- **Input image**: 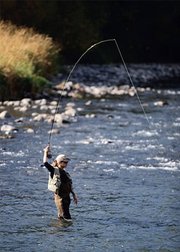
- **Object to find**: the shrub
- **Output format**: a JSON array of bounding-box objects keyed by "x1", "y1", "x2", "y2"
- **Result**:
[{"x1": 0, "y1": 21, "x2": 60, "y2": 100}]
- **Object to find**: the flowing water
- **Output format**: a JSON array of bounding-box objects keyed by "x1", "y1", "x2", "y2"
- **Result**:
[{"x1": 0, "y1": 88, "x2": 180, "y2": 251}]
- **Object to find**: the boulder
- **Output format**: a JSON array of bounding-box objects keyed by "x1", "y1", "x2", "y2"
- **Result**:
[
  {"x1": 0, "y1": 111, "x2": 12, "y2": 119},
  {"x1": 1, "y1": 124, "x2": 18, "y2": 133},
  {"x1": 20, "y1": 98, "x2": 32, "y2": 107}
]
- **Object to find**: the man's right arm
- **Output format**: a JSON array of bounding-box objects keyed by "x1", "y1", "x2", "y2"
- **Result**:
[
  {"x1": 44, "y1": 162, "x2": 54, "y2": 178},
  {"x1": 43, "y1": 145, "x2": 54, "y2": 177}
]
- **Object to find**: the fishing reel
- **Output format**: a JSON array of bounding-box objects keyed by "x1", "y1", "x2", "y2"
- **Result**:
[
  {"x1": 46, "y1": 144, "x2": 52, "y2": 159},
  {"x1": 47, "y1": 151, "x2": 52, "y2": 159}
]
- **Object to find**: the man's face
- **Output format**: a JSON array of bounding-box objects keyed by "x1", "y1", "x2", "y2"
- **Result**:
[{"x1": 58, "y1": 160, "x2": 68, "y2": 169}]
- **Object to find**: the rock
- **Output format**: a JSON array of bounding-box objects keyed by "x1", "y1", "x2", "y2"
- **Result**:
[
  {"x1": 15, "y1": 117, "x2": 24, "y2": 123},
  {"x1": 34, "y1": 99, "x2": 47, "y2": 106},
  {"x1": 50, "y1": 101, "x2": 58, "y2": 106},
  {"x1": 66, "y1": 102, "x2": 75, "y2": 108},
  {"x1": 64, "y1": 107, "x2": 76, "y2": 117},
  {"x1": 33, "y1": 114, "x2": 48, "y2": 122},
  {"x1": 54, "y1": 113, "x2": 63, "y2": 124},
  {"x1": 48, "y1": 128, "x2": 60, "y2": 134},
  {"x1": 85, "y1": 114, "x2": 96, "y2": 118},
  {"x1": 1, "y1": 124, "x2": 18, "y2": 133},
  {"x1": 32, "y1": 105, "x2": 38, "y2": 109},
  {"x1": 18, "y1": 106, "x2": 28, "y2": 112},
  {"x1": 21, "y1": 98, "x2": 32, "y2": 107},
  {"x1": 154, "y1": 100, "x2": 169, "y2": 106},
  {"x1": 4, "y1": 100, "x2": 20, "y2": 106},
  {"x1": 45, "y1": 115, "x2": 54, "y2": 123},
  {"x1": 26, "y1": 128, "x2": 34, "y2": 133},
  {"x1": 0, "y1": 111, "x2": 12, "y2": 119},
  {"x1": 55, "y1": 81, "x2": 73, "y2": 91},
  {"x1": 85, "y1": 100, "x2": 92, "y2": 106},
  {"x1": 40, "y1": 105, "x2": 49, "y2": 111},
  {"x1": 32, "y1": 112, "x2": 38, "y2": 117}
]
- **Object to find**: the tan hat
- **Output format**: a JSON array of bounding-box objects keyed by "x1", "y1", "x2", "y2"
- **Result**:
[{"x1": 55, "y1": 154, "x2": 70, "y2": 163}]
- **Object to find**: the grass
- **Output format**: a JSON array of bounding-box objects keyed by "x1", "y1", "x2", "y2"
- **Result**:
[{"x1": 0, "y1": 21, "x2": 60, "y2": 100}]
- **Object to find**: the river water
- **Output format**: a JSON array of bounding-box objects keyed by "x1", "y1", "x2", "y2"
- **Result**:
[{"x1": 0, "y1": 88, "x2": 180, "y2": 251}]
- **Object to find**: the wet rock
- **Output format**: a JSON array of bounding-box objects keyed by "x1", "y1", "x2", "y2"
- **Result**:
[
  {"x1": 21, "y1": 98, "x2": 32, "y2": 107},
  {"x1": 61, "y1": 114, "x2": 71, "y2": 124},
  {"x1": 154, "y1": 100, "x2": 169, "y2": 106},
  {"x1": 48, "y1": 128, "x2": 60, "y2": 134},
  {"x1": 18, "y1": 106, "x2": 29, "y2": 112},
  {"x1": 54, "y1": 113, "x2": 63, "y2": 124},
  {"x1": 50, "y1": 101, "x2": 58, "y2": 106},
  {"x1": 15, "y1": 117, "x2": 24, "y2": 123},
  {"x1": 1, "y1": 124, "x2": 18, "y2": 134},
  {"x1": 26, "y1": 128, "x2": 34, "y2": 133},
  {"x1": 34, "y1": 99, "x2": 47, "y2": 106},
  {"x1": 32, "y1": 112, "x2": 38, "y2": 117},
  {"x1": 107, "y1": 115, "x2": 114, "y2": 119},
  {"x1": 40, "y1": 105, "x2": 49, "y2": 111},
  {"x1": 128, "y1": 87, "x2": 136, "y2": 96},
  {"x1": 0, "y1": 111, "x2": 12, "y2": 119},
  {"x1": 33, "y1": 114, "x2": 48, "y2": 122},
  {"x1": 64, "y1": 107, "x2": 76, "y2": 117},
  {"x1": 55, "y1": 81, "x2": 73, "y2": 91},
  {"x1": 85, "y1": 114, "x2": 96, "y2": 118},
  {"x1": 85, "y1": 100, "x2": 92, "y2": 106}
]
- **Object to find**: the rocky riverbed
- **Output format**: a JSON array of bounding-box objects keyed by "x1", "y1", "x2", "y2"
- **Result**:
[
  {"x1": 0, "y1": 98, "x2": 77, "y2": 139},
  {"x1": 0, "y1": 64, "x2": 180, "y2": 139}
]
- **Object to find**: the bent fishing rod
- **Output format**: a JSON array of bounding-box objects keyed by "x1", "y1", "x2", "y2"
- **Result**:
[{"x1": 47, "y1": 38, "x2": 150, "y2": 157}]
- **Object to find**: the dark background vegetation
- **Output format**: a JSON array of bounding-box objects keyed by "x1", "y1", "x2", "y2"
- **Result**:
[{"x1": 0, "y1": 0, "x2": 180, "y2": 63}]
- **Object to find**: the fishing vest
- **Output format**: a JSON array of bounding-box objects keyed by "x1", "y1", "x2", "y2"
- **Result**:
[{"x1": 48, "y1": 168, "x2": 61, "y2": 192}]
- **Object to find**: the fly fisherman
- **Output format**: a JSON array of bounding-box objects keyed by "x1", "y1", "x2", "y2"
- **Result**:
[{"x1": 43, "y1": 145, "x2": 78, "y2": 221}]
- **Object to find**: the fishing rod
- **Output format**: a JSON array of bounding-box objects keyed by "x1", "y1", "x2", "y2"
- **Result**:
[{"x1": 47, "y1": 38, "x2": 150, "y2": 157}]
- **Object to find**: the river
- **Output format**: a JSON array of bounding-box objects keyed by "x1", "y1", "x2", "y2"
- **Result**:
[{"x1": 0, "y1": 81, "x2": 180, "y2": 251}]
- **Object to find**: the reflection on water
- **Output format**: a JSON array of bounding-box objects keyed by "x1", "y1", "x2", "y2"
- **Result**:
[{"x1": 0, "y1": 88, "x2": 180, "y2": 251}]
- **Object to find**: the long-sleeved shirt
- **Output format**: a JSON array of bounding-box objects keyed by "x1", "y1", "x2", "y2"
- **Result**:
[{"x1": 44, "y1": 162, "x2": 73, "y2": 197}]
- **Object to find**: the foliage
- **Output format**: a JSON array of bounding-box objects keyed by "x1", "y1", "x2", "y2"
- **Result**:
[{"x1": 0, "y1": 21, "x2": 59, "y2": 100}]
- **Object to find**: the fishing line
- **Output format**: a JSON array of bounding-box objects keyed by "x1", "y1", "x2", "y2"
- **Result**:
[{"x1": 48, "y1": 38, "x2": 150, "y2": 152}]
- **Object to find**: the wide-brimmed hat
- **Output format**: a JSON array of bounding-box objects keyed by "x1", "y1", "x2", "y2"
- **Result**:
[{"x1": 55, "y1": 154, "x2": 70, "y2": 163}]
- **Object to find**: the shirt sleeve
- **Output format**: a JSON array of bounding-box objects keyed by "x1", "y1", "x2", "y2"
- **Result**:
[{"x1": 44, "y1": 162, "x2": 54, "y2": 178}]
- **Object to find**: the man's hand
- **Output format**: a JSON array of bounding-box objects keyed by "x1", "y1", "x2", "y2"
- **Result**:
[
  {"x1": 44, "y1": 145, "x2": 50, "y2": 154},
  {"x1": 73, "y1": 193, "x2": 78, "y2": 205},
  {"x1": 43, "y1": 145, "x2": 51, "y2": 162}
]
